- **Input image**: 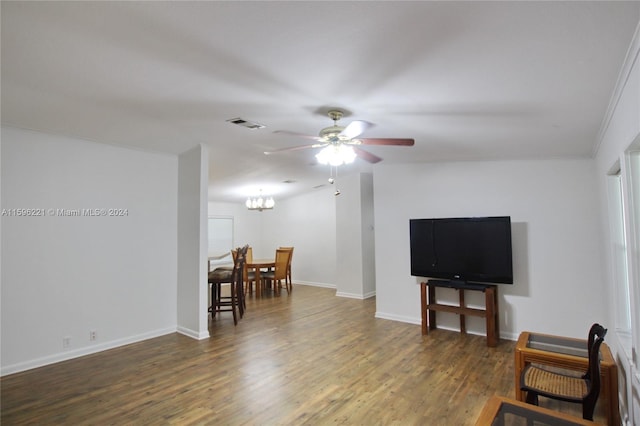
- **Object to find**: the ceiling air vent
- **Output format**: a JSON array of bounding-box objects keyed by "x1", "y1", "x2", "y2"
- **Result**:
[{"x1": 226, "y1": 117, "x2": 265, "y2": 129}]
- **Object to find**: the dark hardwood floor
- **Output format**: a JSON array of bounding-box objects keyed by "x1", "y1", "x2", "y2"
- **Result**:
[{"x1": 1, "y1": 285, "x2": 605, "y2": 425}]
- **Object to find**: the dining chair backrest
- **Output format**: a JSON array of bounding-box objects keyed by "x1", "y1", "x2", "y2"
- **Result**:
[
  {"x1": 232, "y1": 246, "x2": 252, "y2": 263},
  {"x1": 273, "y1": 249, "x2": 291, "y2": 280},
  {"x1": 279, "y1": 246, "x2": 294, "y2": 290},
  {"x1": 234, "y1": 245, "x2": 247, "y2": 271},
  {"x1": 227, "y1": 246, "x2": 247, "y2": 283},
  {"x1": 242, "y1": 246, "x2": 254, "y2": 287},
  {"x1": 585, "y1": 324, "x2": 607, "y2": 391},
  {"x1": 279, "y1": 246, "x2": 293, "y2": 263}
]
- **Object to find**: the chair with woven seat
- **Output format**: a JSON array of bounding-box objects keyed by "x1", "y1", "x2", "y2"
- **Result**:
[
  {"x1": 243, "y1": 247, "x2": 258, "y2": 295},
  {"x1": 279, "y1": 246, "x2": 294, "y2": 292},
  {"x1": 261, "y1": 248, "x2": 292, "y2": 295},
  {"x1": 520, "y1": 323, "x2": 607, "y2": 421},
  {"x1": 208, "y1": 245, "x2": 247, "y2": 325}
]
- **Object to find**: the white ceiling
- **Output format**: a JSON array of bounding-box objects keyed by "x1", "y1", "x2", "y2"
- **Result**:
[{"x1": 2, "y1": 1, "x2": 639, "y2": 203}]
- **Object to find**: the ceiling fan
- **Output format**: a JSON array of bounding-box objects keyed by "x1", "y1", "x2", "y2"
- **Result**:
[{"x1": 264, "y1": 110, "x2": 414, "y2": 164}]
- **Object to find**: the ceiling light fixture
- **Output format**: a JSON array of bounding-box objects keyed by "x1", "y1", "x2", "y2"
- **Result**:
[
  {"x1": 315, "y1": 144, "x2": 357, "y2": 166},
  {"x1": 245, "y1": 190, "x2": 275, "y2": 211}
]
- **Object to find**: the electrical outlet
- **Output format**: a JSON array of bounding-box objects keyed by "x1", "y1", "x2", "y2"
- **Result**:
[
  {"x1": 63, "y1": 336, "x2": 71, "y2": 348},
  {"x1": 89, "y1": 330, "x2": 97, "y2": 341}
]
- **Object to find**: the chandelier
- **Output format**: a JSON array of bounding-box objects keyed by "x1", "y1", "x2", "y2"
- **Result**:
[
  {"x1": 315, "y1": 144, "x2": 357, "y2": 166},
  {"x1": 245, "y1": 190, "x2": 275, "y2": 211}
]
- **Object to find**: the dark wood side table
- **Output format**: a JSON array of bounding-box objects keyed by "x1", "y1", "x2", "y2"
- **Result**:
[
  {"x1": 475, "y1": 396, "x2": 604, "y2": 425},
  {"x1": 420, "y1": 280, "x2": 499, "y2": 347},
  {"x1": 514, "y1": 331, "x2": 618, "y2": 426}
]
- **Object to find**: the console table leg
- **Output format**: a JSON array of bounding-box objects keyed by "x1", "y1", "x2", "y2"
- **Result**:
[
  {"x1": 427, "y1": 284, "x2": 436, "y2": 331},
  {"x1": 459, "y1": 289, "x2": 466, "y2": 334},
  {"x1": 494, "y1": 286, "x2": 500, "y2": 342},
  {"x1": 420, "y1": 282, "x2": 428, "y2": 335},
  {"x1": 485, "y1": 286, "x2": 498, "y2": 347}
]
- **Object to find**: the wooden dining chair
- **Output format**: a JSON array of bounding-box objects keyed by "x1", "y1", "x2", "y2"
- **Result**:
[
  {"x1": 232, "y1": 246, "x2": 256, "y2": 296},
  {"x1": 261, "y1": 248, "x2": 292, "y2": 295},
  {"x1": 279, "y1": 246, "x2": 294, "y2": 292},
  {"x1": 209, "y1": 245, "x2": 247, "y2": 325},
  {"x1": 244, "y1": 247, "x2": 258, "y2": 295},
  {"x1": 520, "y1": 323, "x2": 607, "y2": 421}
]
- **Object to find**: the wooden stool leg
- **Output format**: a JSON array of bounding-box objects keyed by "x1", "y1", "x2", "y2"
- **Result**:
[
  {"x1": 212, "y1": 283, "x2": 221, "y2": 318},
  {"x1": 230, "y1": 282, "x2": 238, "y2": 325}
]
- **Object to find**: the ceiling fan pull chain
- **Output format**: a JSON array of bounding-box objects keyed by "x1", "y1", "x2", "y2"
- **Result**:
[
  {"x1": 333, "y1": 165, "x2": 341, "y2": 196},
  {"x1": 325, "y1": 166, "x2": 340, "y2": 195}
]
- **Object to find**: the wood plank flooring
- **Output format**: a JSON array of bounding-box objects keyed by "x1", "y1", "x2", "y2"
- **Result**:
[{"x1": 1, "y1": 285, "x2": 605, "y2": 425}]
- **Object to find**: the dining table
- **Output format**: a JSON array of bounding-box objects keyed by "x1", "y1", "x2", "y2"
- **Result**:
[{"x1": 246, "y1": 258, "x2": 275, "y2": 297}]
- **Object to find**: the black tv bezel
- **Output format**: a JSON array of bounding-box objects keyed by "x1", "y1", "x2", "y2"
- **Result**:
[{"x1": 409, "y1": 216, "x2": 514, "y2": 285}]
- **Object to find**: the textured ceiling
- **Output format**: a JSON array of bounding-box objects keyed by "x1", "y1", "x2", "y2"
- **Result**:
[{"x1": 2, "y1": 1, "x2": 639, "y2": 203}]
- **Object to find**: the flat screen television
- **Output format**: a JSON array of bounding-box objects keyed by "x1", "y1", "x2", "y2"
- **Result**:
[{"x1": 410, "y1": 216, "x2": 513, "y2": 284}]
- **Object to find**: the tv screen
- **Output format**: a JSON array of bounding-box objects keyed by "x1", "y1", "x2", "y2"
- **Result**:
[{"x1": 410, "y1": 216, "x2": 513, "y2": 284}]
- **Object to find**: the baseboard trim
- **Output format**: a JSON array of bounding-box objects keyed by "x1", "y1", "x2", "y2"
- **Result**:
[
  {"x1": 1, "y1": 327, "x2": 177, "y2": 376},
  {"x1": 336, "y1": 291, "x2": 376, "y2": 300},
  {"x1": 293, "y1": 281, "x2": 336, "y2": 289},
  {"x1": 375, "y1": 311, "x2": 422, "y2": 325},
  {"x1": 177, "y1": 326, "x2": 210, "y2": 340}
]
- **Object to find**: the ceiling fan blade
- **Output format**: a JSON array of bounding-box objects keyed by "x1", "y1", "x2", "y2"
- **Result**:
[
  {"x1": 357, "y1": 138, "x2": 415, "y2": 146},
  {"x1": 353, "y1": 146, "x2": 382, "y2": 164},
  {"x1": 274, "y1": 130, "x2": 323, "y2": 141},
  {"x1": 264, "y1": 143, "x2": 327, "y2": 155},
  {"x1": 339, "y1": 120, "x2": 373, "y2": 139}
]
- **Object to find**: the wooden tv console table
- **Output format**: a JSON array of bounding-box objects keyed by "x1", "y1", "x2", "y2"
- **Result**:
[{"x1": 420, "y1": 280, "x2": 499, "y2": 347}]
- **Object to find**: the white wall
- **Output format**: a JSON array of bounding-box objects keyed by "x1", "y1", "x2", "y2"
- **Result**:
[
  {"x1": 208, "y1": 201, "x2": 265, "y2": 257},
  {"x1": 373, "y1": 159, "x2": 605, "y2": 340},
  {"x1": 336, "y1": 173, "x2": 365, "y2": 297},
  {"x1": 1, "y1": 127, "x2": 178, "y2": 374},
  {"x1": 261, "y1": 186, "x2": 337, "y2": 288},
  {"x1": 176, "y1": 144, "x2": 209, "y2": 340},
  {"x1": 335, "y1": 172, "x2": 376, "y2": 299},
  {"x1": 361, "y1": 173, "x2": 376, "y2": 297}
]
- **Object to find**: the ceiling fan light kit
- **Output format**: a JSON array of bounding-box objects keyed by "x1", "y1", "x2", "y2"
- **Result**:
[
  {"x1": 263, "y1": 108, "x2": 416, "y2": 196},
  {"x1": 266, "y1": 109, "x2": 415, "y2": 165},
  {"x1": 315, "y1": 144, "x2": 357, "y2": 166}
]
